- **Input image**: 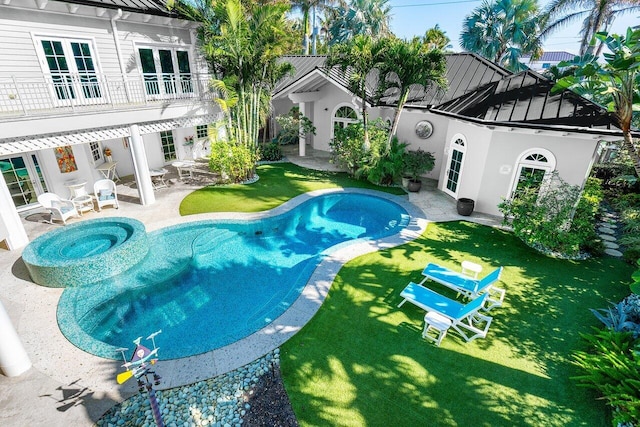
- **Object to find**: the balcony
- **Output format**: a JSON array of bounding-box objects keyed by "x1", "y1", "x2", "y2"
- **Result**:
[{"x1": 0, "y1": 73, "x2": 216, "y2": 120}]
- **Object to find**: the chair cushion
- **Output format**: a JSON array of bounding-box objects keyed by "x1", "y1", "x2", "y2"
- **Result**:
[{"x1": 99, "y1": 189, "x2": 114, "y2": 201}]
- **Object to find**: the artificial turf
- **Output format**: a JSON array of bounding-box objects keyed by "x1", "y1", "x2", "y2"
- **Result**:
[
  {"x1": 178, "y1": 163, "x2": 406, "y2": 215},
  {"x1": 280, "y1": 221, "x2": 634, "y2": 427}
]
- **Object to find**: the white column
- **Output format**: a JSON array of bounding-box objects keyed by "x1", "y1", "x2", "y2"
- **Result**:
[
  {"x1": 0, "y1": 300, "x2": 31, "y2": 377},
  {"x1": 129, "y1": 125, "x2": 155, "y2": 206},
  {"x1": 0, "y1": 171, "x2": 28, "y2": 250},
  {"x1": 298, "y1": 102, "x2": 306, "y2": 157}
]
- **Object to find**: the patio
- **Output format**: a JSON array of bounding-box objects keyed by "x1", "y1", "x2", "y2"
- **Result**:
[{"x1": 0, "y1": 149, "x2": 502, "y2": 426}]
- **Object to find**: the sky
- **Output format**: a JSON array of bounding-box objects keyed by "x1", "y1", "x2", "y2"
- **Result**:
[{"x1": 388, "y1": 0, "x2": 639, "y2": 54}]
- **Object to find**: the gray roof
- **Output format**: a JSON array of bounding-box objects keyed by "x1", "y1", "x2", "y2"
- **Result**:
[
  {"x1": 52, "y1": 0, "x2": 179, "y2": 17},
  {"x1": 433, "y1": 70, "x2": 617, "y2": 130},
  {"x1": 521, "y1": 51, "x2": 576, "y2": 62}
]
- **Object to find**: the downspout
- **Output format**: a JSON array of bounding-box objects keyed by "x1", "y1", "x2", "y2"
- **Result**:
[{"x1": 110, "y1": 9, "x2": 132, "y2": 102}]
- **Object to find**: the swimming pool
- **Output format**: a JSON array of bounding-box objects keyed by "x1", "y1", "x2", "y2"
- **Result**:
[{"x1": 57, "y1": 192, "x2": 410, "y2": 360}]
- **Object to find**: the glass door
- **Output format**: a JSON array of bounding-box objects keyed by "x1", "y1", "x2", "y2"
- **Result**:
[
  {"x1": 444, "y1": 137, "x2": 466, "y2": 197},
  {"x1": 138, "y1": 47, "x2": 193, "y2": 98},
  {"x1": 0, "y1": 154, "x2": 48, "y2": 211}
]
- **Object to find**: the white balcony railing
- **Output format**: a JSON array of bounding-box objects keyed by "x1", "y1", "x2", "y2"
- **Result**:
[{"x1": 0, "y1": 73, "x2": 216, "y2": 118}]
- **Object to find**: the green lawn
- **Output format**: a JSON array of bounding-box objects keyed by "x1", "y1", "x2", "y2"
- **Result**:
[
  {"x1": 179, "y1": 163, "x2": 406, "y2": 215},
  {"x1": 280, "y1": 221, "x2": 633, "y2": 427},
  {"x1": 178, "y1": 163, "x2": 633, "y2": 426}
]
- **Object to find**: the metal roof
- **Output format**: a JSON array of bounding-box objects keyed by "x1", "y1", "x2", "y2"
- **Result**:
[
  {"x1": 273, "y1": 56, "x2": 329, "y2": 95},
  {"x1": 51, "y1": 0, "x2": 179, "y2": 17},
  {"x1": 521, "y1": 51, "x2": 576, "y2": 62},
  {"x1": 433, "y1": 70, "x2": 618, "y2": 129}
]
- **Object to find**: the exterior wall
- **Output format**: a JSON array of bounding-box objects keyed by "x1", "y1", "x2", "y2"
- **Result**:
[{"x1": 310, "y1": 84, "x2": 358, "y2": 152}]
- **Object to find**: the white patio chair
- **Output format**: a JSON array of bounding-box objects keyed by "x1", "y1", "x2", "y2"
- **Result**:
[
  {"x1": 37, "y1": 192, "x2": 79, "y2": 225},
  {"x1": 93, "y1": 179, "x2": 119, "y2": 211}
]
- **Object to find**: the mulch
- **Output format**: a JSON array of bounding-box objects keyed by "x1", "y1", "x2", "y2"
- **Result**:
[{"x1": 242, "y1": 365, "x2": 299, "y2": 427}]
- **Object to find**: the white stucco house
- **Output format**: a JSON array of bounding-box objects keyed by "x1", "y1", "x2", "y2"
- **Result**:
[
  {"x1": 0, "y1": 0, "x2": 218, "y2": 250},
  {"x1": 272, "y1": 54, "x2": 630, "y2": 217}
]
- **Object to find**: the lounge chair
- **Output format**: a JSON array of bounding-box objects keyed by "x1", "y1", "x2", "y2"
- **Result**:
[
  {"x1": 94, "y1": 179, "x2": 119, "y2": 211},
  {"x1": 38, "y1": 193, "x2": 79, "y2": 225},
  {"x1": 398, "y1": 282, "x2": 493, "y2": 342},
  {"x1": 419, "y1": 263, "x2": 505, "y2": 310}
]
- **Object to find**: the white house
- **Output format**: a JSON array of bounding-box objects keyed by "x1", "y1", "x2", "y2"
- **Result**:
[
  {"x1": 273, "y1": 54, "x2": 629, "y2": 217},
  {"x1": 0, "y1": 0, "x2": 219, "y2": 250}
]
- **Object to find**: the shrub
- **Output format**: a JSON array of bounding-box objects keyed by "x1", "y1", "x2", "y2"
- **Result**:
[
  {"x1": 572, "y1": 329, "x2": 640, "y2": 426},
  {"x1": 498, "y1": 173, "x2": 601, "y2": 257},
  {"x1": 259, "y1": 142, "x2": 283, "y2": 162},
  {"x1": 329, "y1": 119, "x2": 390, "y2": 180},
  {"x1": 358, "y1": 134, "x2": 407, "y2": 186},
  {"x1": 403, "y1": 148, "x2": 436, "y2": 182},
  {"x1": 274, "y1": 107, "x2": 316, "y2": 145},
  {"x1": 209, "y1": 140, "x2": 257, "y2": 183}
]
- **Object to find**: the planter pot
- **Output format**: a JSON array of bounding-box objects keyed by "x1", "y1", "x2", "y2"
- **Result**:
[
  {"x1": 407, "y1": 179, "x2": 422, "y2": 192},
  {"x1": 401, "y1": 176, "x2": 411, "y2": 189},
  {"x1": 456, "y1": 198, "x2": 475, "y2": 216}
]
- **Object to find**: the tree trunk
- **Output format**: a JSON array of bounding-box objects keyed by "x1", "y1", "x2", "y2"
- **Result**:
[{"x1": 622, "y1": 130, "x2": 640, "y2": 178}]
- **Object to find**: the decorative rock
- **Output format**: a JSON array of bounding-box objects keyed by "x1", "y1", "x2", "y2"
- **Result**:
[
  {"x1": 605, "y1": 248, "x2": 623, "y2": 257},
  {"x1": 603, "y1": 241, "x2": 620, "y2": 249},
  {"x1": 598, "y1": 226, "x2": 615, "y2": 235},
  {"x1": 600, "y1": 234, "x2": 617, "y2": 241}
]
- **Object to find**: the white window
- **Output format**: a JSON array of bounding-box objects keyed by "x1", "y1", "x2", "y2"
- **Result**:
[
  {"x1": 137, "y1": 47, "x2": 192, "y2": 97},
  {"x1": 332, "y1": 105, "x2": 358, "y2": 138},
  {"x1": 509, "y1": 148, "x2": 556, "y2": 199},
  {"x1": 35, "y1": 37, "x2": 103, "y2": 104}
]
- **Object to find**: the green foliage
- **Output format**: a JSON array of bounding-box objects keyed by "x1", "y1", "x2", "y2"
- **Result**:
[
  {"x1": 208, "y1": 140, "x2": 257, "y2": 183},
  {"x1": 591, "y1": 295, "x2": 640, "y2": 338},
  {"x1": 632, "y1": 259, "x2": 640, "y2": 294},
  {"x1": 258, "y1": 142, "x2": 283, "y2": 162},
  {"x1": 329, "y1": 121, "x2": 368, "y2": 177},
  {"x1": 499, "y1": 173, "x2": 601, "y2": 257},
  {"x1": 274, "y1": 106, "x2": 316, "y2": 145},
  {"x1": 572, "y1": 329, "x2": 640, "y2": 426},
  {"x1": 403, "y1": 148, "x2": 435, "y2": 181},
  {"x1": 359, "y1": 135, "x2": 408, "y2": 186}
]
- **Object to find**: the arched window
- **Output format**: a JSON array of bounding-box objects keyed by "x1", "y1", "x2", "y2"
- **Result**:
[
  {"x1": 509, "y1": 148, "x2": 556, "y2": 199},
  {"x1": 332, "y1": 105, "x2": 358, "y2": 137}
]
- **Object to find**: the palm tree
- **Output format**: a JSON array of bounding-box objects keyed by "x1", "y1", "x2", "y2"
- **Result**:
[
  {"x1": 460, "y1": 0, "x2": 542, "y2": 71},
  {"x1": 424, "y1": 24, "x2": 453, "y2": 51},
  {"x1": 326, "y1": 34, "x2": 383, "y2": 147},
  {"x1": 540, "y1": 0, "x2": 640, "y2": 56},
  {"x1": 375, "y1": 37, "x2": 447, "y2": 144},
  {"x1": 554, "y1": 28, "x2": 640, "y2": 177},
  {"x1": 326, "y1": 0, "x2": 392, "y2": 45},
  {"x1": 290, "y1": 0, "x2": 336, "y2": 54}
]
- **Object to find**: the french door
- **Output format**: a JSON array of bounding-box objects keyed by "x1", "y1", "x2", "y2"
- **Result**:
[
  {"x1": 444, "y1": 136, "x2": 466, "y2": 197},
  {"x1": 138, "y1": 47, "x2": 193, "y2": 97},
  {"x1": 38, "y1": 38, "x2": 104, "y2": 105},
  {"x1": 0, "y1": 154, "x2": 48, "y2": 211}
]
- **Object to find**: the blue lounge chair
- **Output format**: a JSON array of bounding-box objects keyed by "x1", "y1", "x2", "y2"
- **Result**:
[
  {"x1": 419, "y1": 263, "x2": 505, "y2": 310},
  {"x1": 398, "y1": 282, "x2": 493, "y2": 342}
]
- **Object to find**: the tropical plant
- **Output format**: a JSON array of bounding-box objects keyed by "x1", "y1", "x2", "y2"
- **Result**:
[
  {"x1": 209, "y1": 139, "x2": 257, "y2": 183},
  {"x1": 572, "y1": 329, "x2": 640, "y2": 426},
  {"x1": 403, "y1": 148, "x2": 435, "y2": 182},
  {"x1": 553, "y1": 29, "x2": 640, "y2": 179},
  {"x1": 259, "y1": 141, "x2": 284, "y2": 161},
  {"x1": 540, "y1": 0, "x2": 640, "y2": 56},
  {"x1": 460, "y1": 0, "x2": 543, "y2": 71},
  {"x1": 498, "y1": 172, "x2": 601, "y2": 256},
  {"x1": 325, "y1": 0, "x2": 392, "y2": 45},
  {"x1": 274, "y1": 106, "x2": 316, "y2": 145},
  {"x1": 375, "y1": 37, "x2": 447, "y2": 144},
  {"x1": 326, "y1": 34, "x2": 382, "y2": 147},
  {"x1": 174, "y1": 0, "x2": 293, "y2": 178},
  {"x1": 424, "y1": 24, "x2": 453, "y2": 51},
  {"x1": 290, "y1": 0, "x2": 336, "y2": 54}
]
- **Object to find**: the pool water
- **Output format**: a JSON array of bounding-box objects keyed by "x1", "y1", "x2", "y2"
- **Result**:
[{"x1": 57, "y1": 193, "x2": 409, "y2": 359}]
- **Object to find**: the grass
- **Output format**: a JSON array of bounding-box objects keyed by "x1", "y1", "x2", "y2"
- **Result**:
[
  {"x1": 179, "y1": 163, "x2": 406, "y2": 215},
  {"x1": 178, "y1": 163, "x2": 633, "y2": 425},
  {"x1": 280, "y1": 221, "x2": 634, "y2": 427}
]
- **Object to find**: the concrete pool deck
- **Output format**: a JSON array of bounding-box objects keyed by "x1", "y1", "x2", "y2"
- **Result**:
[{"x1": 0, "y1": 148, "x2": 501, "y2": 426}]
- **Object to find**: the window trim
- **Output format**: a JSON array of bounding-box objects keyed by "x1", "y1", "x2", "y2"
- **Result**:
[
  {"x1": 135, "y1": 44, "x2": 193, "y2": 98},
  {"x1": 330, "y1": 103, "x2": 359, "y2": 140},
  {"x1": 507, "y1": 148, "x2": 556, "y2": 199}
]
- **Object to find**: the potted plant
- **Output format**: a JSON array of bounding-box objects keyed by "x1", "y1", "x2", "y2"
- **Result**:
[{"x1": 403, "y1": 148, "x2": 435, "y2": 192}]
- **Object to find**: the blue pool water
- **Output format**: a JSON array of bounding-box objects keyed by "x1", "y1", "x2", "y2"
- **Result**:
[{"x1": 57, "y1": 192, "x2": 409, "y2": 359}]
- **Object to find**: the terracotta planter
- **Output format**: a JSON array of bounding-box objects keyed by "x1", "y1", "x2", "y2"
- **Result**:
[
  {"x1": 407, "y1": 179, "x2": 422, "y2": 192},
  {"x1": 456, "y1": 198, "x2": 475, "y2": 216}
]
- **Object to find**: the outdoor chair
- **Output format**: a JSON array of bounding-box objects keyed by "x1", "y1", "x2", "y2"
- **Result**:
[
  {"x1": 398, "y1": 282, "x2": 493, "y2": 343},
  {"x1": 93, "y1": 179, "x2": 119, "y2": 211},
  {"x1": 419, "y1": 263, "x2": 505, "y2": 310},
  {"x1": 38, "y1": 192, "x2": 79, "y2": 225}
]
